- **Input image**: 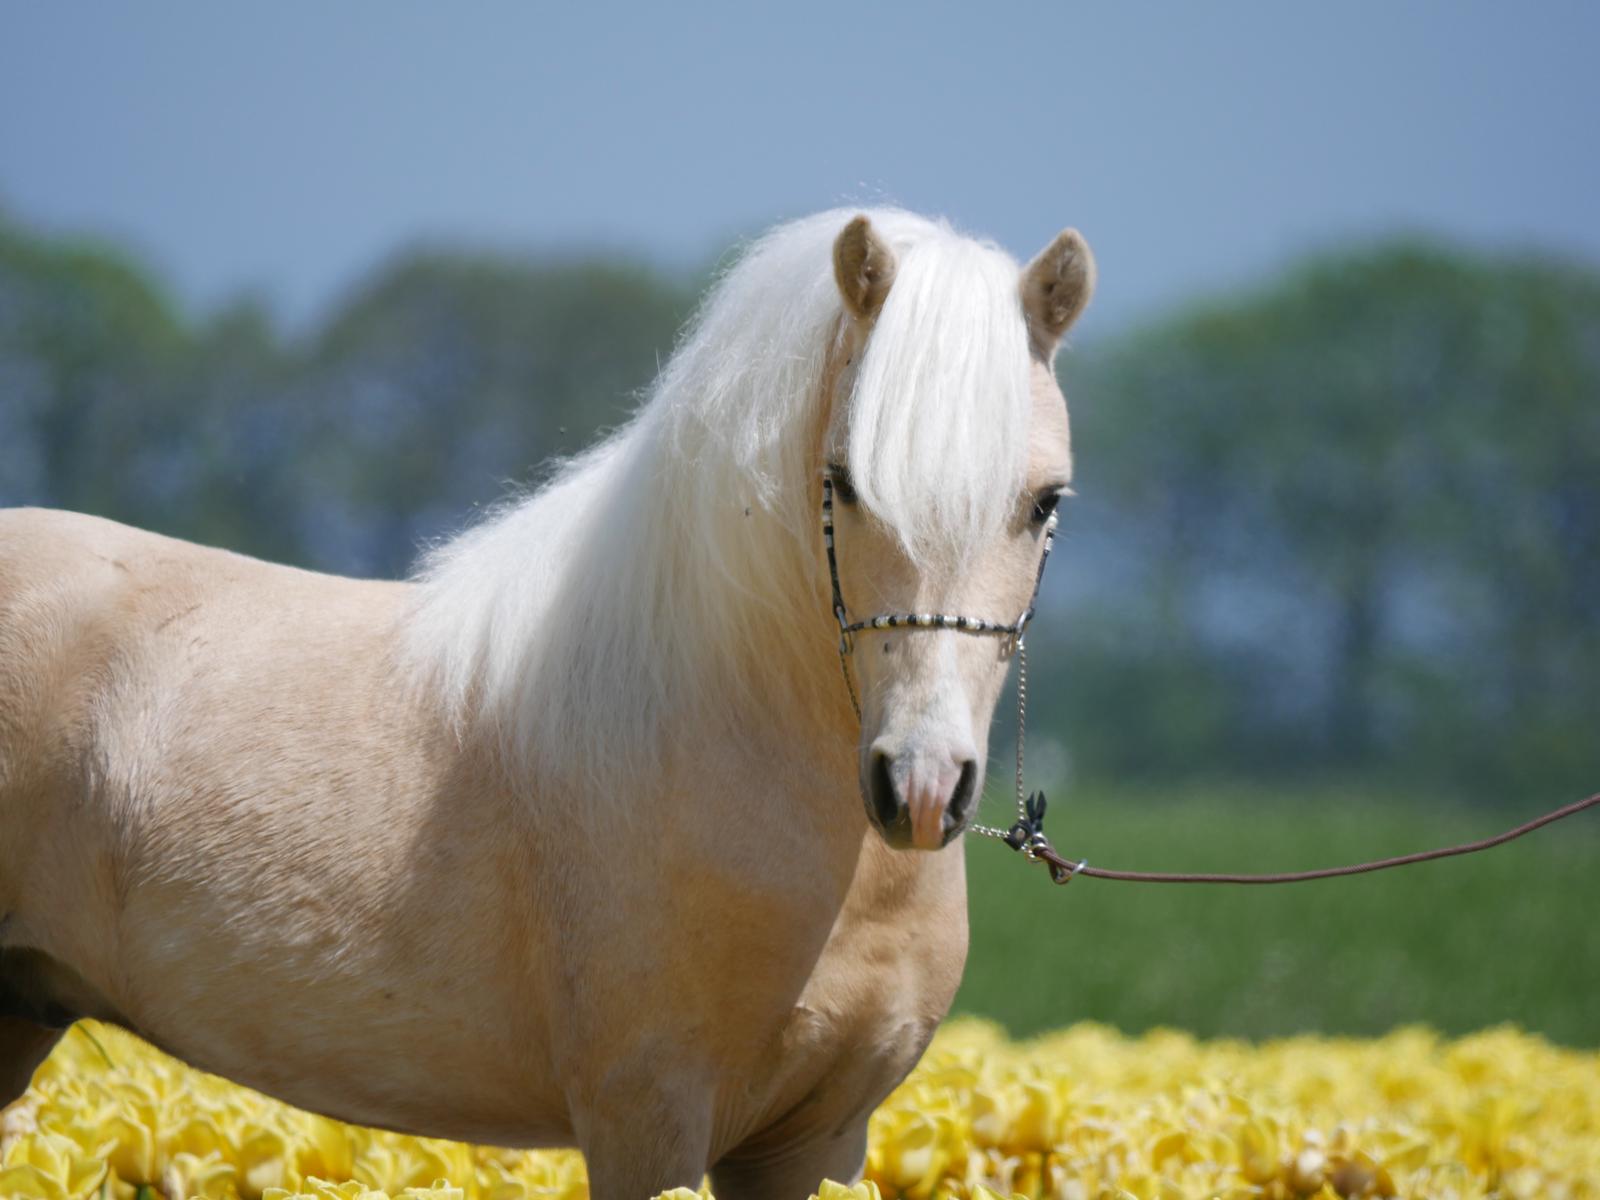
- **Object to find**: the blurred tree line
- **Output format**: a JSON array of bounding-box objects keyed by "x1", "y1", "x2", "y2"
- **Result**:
[{"x1": 2, "y1": 211, "x2": 1595, "y2": 799}]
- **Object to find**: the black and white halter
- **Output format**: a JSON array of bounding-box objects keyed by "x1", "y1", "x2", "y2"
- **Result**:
[{"x1": 821, "y1": 474, "x2": 1077, "y2": 867}]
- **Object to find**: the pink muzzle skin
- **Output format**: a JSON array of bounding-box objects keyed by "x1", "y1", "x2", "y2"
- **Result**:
[{"x1": 904, "y1": 759, "x2": 965, "y2": 850}]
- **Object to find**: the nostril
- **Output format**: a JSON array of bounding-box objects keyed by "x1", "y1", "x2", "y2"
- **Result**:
[
  {"x1": 946, "y1": 759, "x2": 978, "y2": 826},
  {"x1": 869, "y1": 749, "x2": 901, "y2": 829}
]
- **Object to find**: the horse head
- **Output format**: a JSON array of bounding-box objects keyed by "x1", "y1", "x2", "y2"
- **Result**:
[{"x1": 819, "y1": 215, "x2": 1094, "y2": 851}]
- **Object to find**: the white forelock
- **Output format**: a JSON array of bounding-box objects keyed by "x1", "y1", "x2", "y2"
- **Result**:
[
  {"x1": 845, "y1": 222, "x2": 1031, "y2": 560},
  {"x1": 403, "y1": 208, "x2": 1034, "y2": 791}
]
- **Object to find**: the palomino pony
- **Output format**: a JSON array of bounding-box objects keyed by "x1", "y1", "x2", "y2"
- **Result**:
[{"x1": 0, "y1": 209, "x2": 1093, "y2": 1199}]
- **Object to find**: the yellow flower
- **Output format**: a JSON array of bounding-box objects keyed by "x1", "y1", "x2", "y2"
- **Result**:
[
  {"x1": 1, "y1": 1018, "x2": 1595, "y2": 1200},
  {"x1": 812, "y1": 1180, "x2": 882, "y2": 1200},
  {"x1": 0, "y1": 1127, "x2": 109, "y2": 1199}
]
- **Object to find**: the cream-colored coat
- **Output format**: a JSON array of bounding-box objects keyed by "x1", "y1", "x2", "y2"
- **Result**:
[{"x1": 0, "y1": 214, "x2": 1092, "y2": 1200}]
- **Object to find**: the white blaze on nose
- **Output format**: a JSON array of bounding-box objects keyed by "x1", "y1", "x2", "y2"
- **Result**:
[{"x1": 869, "y1": 640, "x2": 981, "y2": 850}]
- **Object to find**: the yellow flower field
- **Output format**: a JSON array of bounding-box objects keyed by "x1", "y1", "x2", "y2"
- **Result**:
[{"x1": 1, "y1": 1020, "x2": 1595, "y2": 1200}]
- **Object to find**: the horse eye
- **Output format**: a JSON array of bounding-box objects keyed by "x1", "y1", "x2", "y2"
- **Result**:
[
  {"x1": 827, "y1": 465, "x2": 858, "y2": 504},
  {"x1": 1030, "y1": 489, "x2": 1064, "y2": 526}
]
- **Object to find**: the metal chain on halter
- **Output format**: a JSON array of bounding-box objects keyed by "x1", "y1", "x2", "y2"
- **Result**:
[
  {"x1": 966, "y1": 637, "x2": 1087, "y2": 883},
  {"x1": 1014, "y1": 638, "x2": 1028, "y2": 818},
  {"x1": 968, "y1": 637, "x2": 1029, "y2": 844}
]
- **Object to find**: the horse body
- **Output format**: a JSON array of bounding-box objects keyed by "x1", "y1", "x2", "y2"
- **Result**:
[
  {"x1": 0, "y1": 507, "x2": 965, "y2": 1177},
  {"x1": 0, "y1": 208, "x2": 1092, "y2": 1198}
]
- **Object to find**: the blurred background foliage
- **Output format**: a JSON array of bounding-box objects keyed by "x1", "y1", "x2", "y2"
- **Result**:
[
  {"x1": 1054, "y1": 243, "x2": 1600, "y2": 798},
  {"x1": 3, "y1": 209, "x2": 1597, "y2": 1042}
]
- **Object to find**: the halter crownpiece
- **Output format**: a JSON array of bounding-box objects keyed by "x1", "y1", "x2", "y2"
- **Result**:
[{"x1": 822, "y1": 472, "x2": 1070, "y2": 860}]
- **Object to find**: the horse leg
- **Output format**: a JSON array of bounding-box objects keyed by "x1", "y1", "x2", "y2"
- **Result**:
[
  {"x1": 574, "y1": 1073, "x2": 713, "y2": 1200},
  {"x1": 0, "y1": 1017, "x2": 62, "y2": 1107},
  {"x1": 710, "y1": 1122, "x2": 869, "y2": 1200},
  {"x1": 0, "y1": 945, "x2": 87, "y2": 1107}
]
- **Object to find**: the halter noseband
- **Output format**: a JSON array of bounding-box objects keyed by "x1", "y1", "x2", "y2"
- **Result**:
[
  {"x1": 822, "y1": 473, "x2": 1067, "y2": 858},
  {"x1": 822, "y1": 475, "x2": 1057, "y2": 661}
]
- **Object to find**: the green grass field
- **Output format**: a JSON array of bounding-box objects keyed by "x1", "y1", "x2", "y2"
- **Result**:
[{"x1": 954, "y1": 781, "x2": 1600, "y2": 1046}]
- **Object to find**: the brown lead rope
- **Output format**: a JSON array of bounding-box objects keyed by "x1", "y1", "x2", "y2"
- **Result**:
[{"x1": 1000, "y1": 791, "x2": 1600, "y2": 886}]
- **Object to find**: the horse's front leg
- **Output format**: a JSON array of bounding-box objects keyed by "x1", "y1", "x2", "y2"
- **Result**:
[
  {"x1": 0, "y1": 1016, "x2": 63, "y2": 1108},
  {"x1": 573, "y1": 1069, "x2": 714, "y2": 1200},
  {"x1": 709, "y1": 1122, "x2": 869, "y2": 1200}
]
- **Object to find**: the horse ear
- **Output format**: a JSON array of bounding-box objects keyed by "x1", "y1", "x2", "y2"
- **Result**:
[
  {"x1": 832, "y1": 215, "x2": 897, "y2": 321},
  {"x1": 1020, "y1": 228, "x2": 1095, "y2": 358}
]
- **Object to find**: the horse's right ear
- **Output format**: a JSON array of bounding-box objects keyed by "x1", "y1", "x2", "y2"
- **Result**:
[{"x1": 833, "y1": 215, "x2": 897, "y2": 321}]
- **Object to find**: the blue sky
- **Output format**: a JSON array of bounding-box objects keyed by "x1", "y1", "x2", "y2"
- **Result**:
[{"x1": 3, "y1": 2, "x2": 1597, "y2": 337}]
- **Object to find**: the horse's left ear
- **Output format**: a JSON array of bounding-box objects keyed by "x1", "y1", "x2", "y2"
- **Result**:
[{"x1": 1020, "y1": 229, "x2": 1096, "y2": 359}]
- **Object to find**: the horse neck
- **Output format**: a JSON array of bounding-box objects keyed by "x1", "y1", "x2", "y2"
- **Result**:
[
  {"x1": 644, "y1": 523, "x2": 868, "y2": 871},
  {"x1": 647, "y1": 485, "x2": 857, "y2": 758},
  {"x1": 491, "y1": 432, "x2": 860, "y2": 814}
]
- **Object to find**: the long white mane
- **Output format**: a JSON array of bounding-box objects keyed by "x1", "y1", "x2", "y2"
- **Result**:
[{"x1": 404, "y1": 208, "x2": 1033, "y2": 791}]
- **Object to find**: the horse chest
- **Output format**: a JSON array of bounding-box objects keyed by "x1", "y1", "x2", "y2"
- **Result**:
[{"x1": 728, "y1": 845, "x2": 968, "y2": 1148}]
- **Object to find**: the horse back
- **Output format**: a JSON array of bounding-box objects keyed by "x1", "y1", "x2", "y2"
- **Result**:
[
  {"x1": 0, "y1": 507, "x2": 414, "y2": 931},
  {"x1": 0, "y1": 508, "x2": 164, "y2": 811}
]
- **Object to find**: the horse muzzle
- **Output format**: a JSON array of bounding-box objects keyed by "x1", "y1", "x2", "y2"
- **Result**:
[{"x1": 865, "y1": 745, "x2": 980, "y2": 850}]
